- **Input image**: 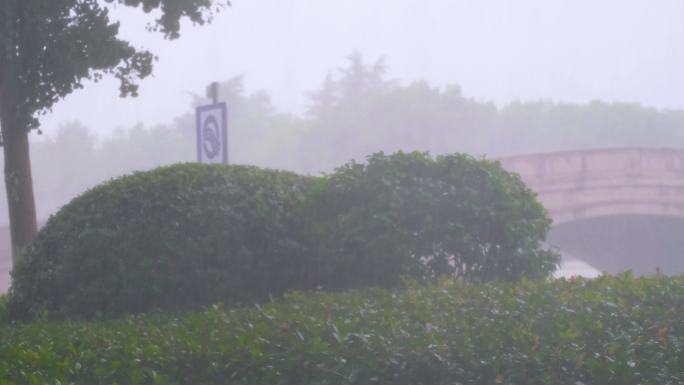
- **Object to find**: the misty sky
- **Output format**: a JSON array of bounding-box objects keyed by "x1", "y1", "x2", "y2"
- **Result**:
[{"x1": 36, "y1": 0, "x2": 684, "y2": 138}]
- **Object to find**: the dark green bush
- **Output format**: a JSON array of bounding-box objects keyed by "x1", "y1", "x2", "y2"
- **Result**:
[
  {"x1": 8, "y1": 152, "x2": 558, "y2": 321},
  {"x1": 8, "y1": 163, "x2": 317, "y2": 320},
  {"x1": 313, "y1": 151, "x2": 558, "y2": 289},
  {"x1": 1, "y1": 274, "x2": 682, "y2": 384}
]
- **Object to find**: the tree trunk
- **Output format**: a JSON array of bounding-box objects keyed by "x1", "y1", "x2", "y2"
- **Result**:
[{"x1": 0, "y1": 92, "x2": 37, "y2": 265}]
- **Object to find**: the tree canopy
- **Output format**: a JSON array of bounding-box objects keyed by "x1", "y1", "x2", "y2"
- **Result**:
[
  {"x1": 0, "y1": 0, "x2": 228, "y2": 138},
  {"x1": 0, "y1": 0, "x2": 228, "y2": 260}
]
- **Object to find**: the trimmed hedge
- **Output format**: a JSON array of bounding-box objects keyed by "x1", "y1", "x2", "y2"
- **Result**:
[
  {"x1": 8, "y1": 163, "x2": 317, "y2": 320},
  {"x1": 8, "y1": 152, "x2": 558, "y2": 321},
  {"x1": 1, "y1": 274, "x2": 682, "y2": 384}
]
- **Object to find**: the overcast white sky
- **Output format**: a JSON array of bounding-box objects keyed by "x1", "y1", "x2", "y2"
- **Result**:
[{"x1": 37, "y1": 0, "x2": 684, "y2": 137}]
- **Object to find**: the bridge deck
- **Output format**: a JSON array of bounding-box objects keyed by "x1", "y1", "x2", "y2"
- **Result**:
[{"x1": 499, "y1": 147, "x2": 684, "y2": 224}]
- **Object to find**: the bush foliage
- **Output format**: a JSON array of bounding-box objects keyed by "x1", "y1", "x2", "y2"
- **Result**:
[
  {"x1": 8, "y1": 153, "x2": 557, "y2": 320},
  {"x1": 1, "y1": 275, "x2": 682, "y2": 384},
  {"x1": 314, "y1": 152, "x2": 557, "y2": 289},
  {"x1": 8, "y1": 163, "x2": 316, "y2": 320}
]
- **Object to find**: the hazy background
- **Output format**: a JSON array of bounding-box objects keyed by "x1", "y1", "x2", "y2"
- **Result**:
[
  {"x1": 30, "y1": 0, "x2": 684, "y2": 136},
  {"x1": 2, "y1": 0, "x2": 684, "y2": 277}
]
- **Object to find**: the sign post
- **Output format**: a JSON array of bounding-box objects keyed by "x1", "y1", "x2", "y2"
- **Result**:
[{"x1": 196, "y1": 82, "x2": 228, "y2": 164}]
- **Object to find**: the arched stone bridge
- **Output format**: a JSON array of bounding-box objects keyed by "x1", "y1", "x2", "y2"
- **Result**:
[
  {"x1": 499, "y1": 147, "x2": 684, "y2": 225},
  {"x1": 499, "y1": 147, "x2": 684, "y2": 275}
]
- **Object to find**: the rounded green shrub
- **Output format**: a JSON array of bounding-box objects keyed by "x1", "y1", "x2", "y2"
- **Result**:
[
  {"x1": 8, "y1": 152, "x2": 558, "y2": 321},
  {"x1": 8, "y1": 163, "x2": 316, "y2": 320},
  {"x1": 312, "y1": 151, "x2": 559, "y2": 289}
]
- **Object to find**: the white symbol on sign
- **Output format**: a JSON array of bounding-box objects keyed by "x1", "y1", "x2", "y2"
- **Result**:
[{"x1": 202, "y1": 115, "x2": 220, "y2": 160}]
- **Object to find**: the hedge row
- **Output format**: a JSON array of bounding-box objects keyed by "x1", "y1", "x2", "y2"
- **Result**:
[
  {"x1": 1, "y1": 274, "x2": 682, "y2": 385},
  {"x1": 8, "y1": 152, "x2": 557, "y2": 320}
]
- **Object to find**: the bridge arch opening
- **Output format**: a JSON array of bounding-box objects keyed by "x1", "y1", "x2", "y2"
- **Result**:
[
  {"x1": 499, "y1": 147, "x2": 684, "y2": 276},
  {"x1": 547, "y1": 214, "x2": 684, "y2": 276}
]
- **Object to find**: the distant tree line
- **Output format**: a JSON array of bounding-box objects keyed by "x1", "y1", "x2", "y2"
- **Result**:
[{"x1": 2, "y1": 52, "x2": 684, "y2": 222}]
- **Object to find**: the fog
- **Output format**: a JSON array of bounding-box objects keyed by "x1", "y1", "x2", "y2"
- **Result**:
[
  {"x1": 34, "y1": 0, "x2": 684, "y2": 135},
  {"x1": 3, "y1": 0, "x2": 684, "y2": 278}
]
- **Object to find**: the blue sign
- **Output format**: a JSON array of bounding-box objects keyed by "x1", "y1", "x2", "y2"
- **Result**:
[{"x1": 195, "y1": 102, "x2": 228, "y2": 164}]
